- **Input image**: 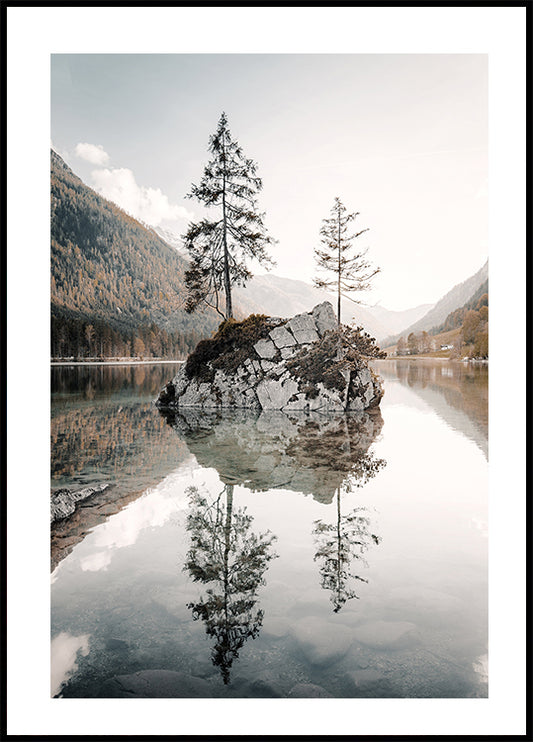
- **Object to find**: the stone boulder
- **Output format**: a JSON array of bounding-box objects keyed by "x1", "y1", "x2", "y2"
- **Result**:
[
  {"x1": 50, "y1": 483, "x2": 112, "y2": 524},
  {"x1": 156, "y1": 302, "x2": 384, "y2": 413},
  {"x1": 98, "y1": 669, "x2": 215, "y2": 698}
]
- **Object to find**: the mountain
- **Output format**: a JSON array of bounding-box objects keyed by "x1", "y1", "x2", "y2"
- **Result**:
[
  {"x1": 368, "y1": 303, "x2": 434, "y2": 338},
  {"x1": 147, "y1": 229, "x2": 401, "y2": 341},
  {"x1": 153, "y1": 226, "x2": 187, "y2": 257},
  {"x1": 150, "y1": 230, "x2": 392, "y2": 340},
  {"x1": 430, "y1": 278, "x2": 488, "y2": 335},
  {"x1": 387, "y1": 261, "x2": 489, "y2": 343},
  {"x1": 233, "y1": 274, "x2": 390, "y2": 341},
  {"x1": 235, "y1": 275, "x2": 435, "y2": 343},
  {"x1": 50, "y1": 150, "x2": 221, "y2": 358},
  {"x1": 149, "y1": 228, "x2": 427, "y2": 342},
  {"x1": 50, "y1": 149, "x2": 458, "y2": 359}
]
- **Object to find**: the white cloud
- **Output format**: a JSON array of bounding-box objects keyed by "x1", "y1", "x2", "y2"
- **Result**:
[
  {"x1": 79, "y1": 550, "x2": 113, "y2": 573},
  {"x1": 50, "y1": 632, "x2": 90, "y2": 697},
  {"x1": 71, "y1": 469, "x2": 192, "y2": 573},
  {"x1": 75, "y1": 142, "x2": 110, "y2": 165},
  {"x1": 90, "y1": 167, "x2": 193, "y2": 227}
]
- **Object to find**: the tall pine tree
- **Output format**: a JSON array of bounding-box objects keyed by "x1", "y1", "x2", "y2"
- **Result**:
[
  {"x1": 183, "y1": 113, "x2": 275, "y2": 319},
  {"x1": 314, "y1": 197, "x2": 379, "y2": 324}
]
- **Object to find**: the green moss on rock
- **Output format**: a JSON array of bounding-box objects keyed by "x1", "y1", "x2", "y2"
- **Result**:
[
  {"x1": 286, "y1": 326, "x2": 385, "y2": 395},
  {"x1": 184, "y1": 314, "x2": 282, "y2": 382},
  {"x1": 286, "y1": 330, "x2": 350, "y2": 392}
]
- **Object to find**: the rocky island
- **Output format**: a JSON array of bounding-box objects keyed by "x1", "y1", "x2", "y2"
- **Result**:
[{"x1": 155, "y1": 302, "x2": 384, "y2": 413}]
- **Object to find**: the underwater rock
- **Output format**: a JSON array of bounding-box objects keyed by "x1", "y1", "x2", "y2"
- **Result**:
[
  {"x1": 352, "y1": 620, "x2": 420, "y2": 650},
  {"x1": 98, "y1": 669, "x2": 214, "y2": 698},
  {"x1": 290, "y1": 616, "x2": 353, "y2": 667},
  {"x1": 288, "y1": 683, "x2": 334, "y2": 698}
]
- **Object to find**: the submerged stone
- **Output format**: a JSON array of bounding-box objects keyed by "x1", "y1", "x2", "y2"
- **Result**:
[
  {"x1": 105, "y1": 638, "x2": 129, "y2": 652},
  {"x1": 342, "y1": 668, "x2": 394, "y2": 696},
  {"x1": 288, "y1": 682, "x2": 334, "y2": 698},
  {"x1": 290, "y1": 616, "x2": 354, "y2": 667},
  {"x1": 352, "y1": 620, "x2": 420, "y2": 650},
  {"x1": 98, "y1": 669, "x2": 214, "y2": 698},
  {"x1": 344, "y1": 668, "x2": 384, "y2": 688},
  {"x1": 261, "y1": 616, "x2": 291, "y2": 639}
]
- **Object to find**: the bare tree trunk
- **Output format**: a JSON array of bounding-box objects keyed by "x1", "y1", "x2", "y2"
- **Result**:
[
  {"x1": 223, "y1": 483, "x2": 234, "y2": 647},
  {"x1": 336, "y1": 487, "x2": 342, "y2": 610},
  {"x1": 223, "y1": 484, "x2": 234, "y2": 574},
  {"x1": 337, "y1": 210, "x2": 342, "y2": 325},
  {"x1": 222, "y1": 200, "x2": 232, "y2": 319},
  {"x1": 221, "y1": 134, "x2": 233, "y2": 319}
]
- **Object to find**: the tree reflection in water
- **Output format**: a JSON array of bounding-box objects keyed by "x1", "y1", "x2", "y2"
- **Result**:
[
  {"x1": 184, "y1": 484, "x2": 277, "y2": 684},
  {"x1": 313, "y1": 452, "x2": 385, "y2": 613}
]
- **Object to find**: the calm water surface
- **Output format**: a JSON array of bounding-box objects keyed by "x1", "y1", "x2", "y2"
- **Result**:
[{"x1": 51, "y1": 359, "x2": 488, "y2": 698}]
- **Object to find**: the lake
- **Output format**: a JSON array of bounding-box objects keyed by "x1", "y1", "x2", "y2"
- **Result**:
[{"x1": 51, "y1": 358, "x2": 488, "y2": 698}]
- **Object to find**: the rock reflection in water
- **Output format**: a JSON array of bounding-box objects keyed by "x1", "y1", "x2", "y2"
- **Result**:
[
  {"x1": 167, "y1": 407, "x2": 387, "y2": 626},
  {"x1": 184, "y1": 483, "x2": 277, "y2": 684},
  {"x1": 161, "y1": 408, "x2": 384, "y2": 504}
]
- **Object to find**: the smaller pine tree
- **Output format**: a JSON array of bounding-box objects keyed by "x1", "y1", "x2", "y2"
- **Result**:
[{"x1": 314, "y1": 197, "x2": 379, "y2": 324}]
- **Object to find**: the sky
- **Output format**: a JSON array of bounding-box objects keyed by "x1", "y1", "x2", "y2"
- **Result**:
[{"x1": 51, "y1": 53, "x2": 488, "y2": 312}]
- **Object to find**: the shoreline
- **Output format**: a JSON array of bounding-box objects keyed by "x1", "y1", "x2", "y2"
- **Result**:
[
  {"x1": 51, "y1": 359, "x2": 185, "y2": 366},
  {"x1": 377, "y1": 356, "x2": 488, "y2": 363}
]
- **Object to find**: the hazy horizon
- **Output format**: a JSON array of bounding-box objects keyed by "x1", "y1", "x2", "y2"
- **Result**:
[{"x1": 51, "y1": 53, "x2": 488, "y2": 313}]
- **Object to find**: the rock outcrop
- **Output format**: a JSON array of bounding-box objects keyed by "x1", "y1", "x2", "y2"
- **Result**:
[
  {"x1": 155, "y1": 302, "x2": 383, "y2": 413},
  {"x1": 51, "y1": 483, "x2": 111, "y2": 524}
]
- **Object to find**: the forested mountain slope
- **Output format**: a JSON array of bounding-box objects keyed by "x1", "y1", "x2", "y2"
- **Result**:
[
  {"x1": 51, "y1": 150, "x2": 220, "y2": 358},
  {"x1": 390, "y1": 281, "x2": 488, "y2": 359},
  {"x1": 396, "y1": 261, "x2": 488, "y2": 340},
  {"x1": 429, "y1": 279, "x2": 488, "y2": 335}
]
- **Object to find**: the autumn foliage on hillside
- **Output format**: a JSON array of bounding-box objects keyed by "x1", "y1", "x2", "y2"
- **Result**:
[
  {"x1": 395, "y1": 288, "x2": 488, "y2": 359},
  {"x1": 50, "y1": 150, "x2": 220, "y2": 358}
]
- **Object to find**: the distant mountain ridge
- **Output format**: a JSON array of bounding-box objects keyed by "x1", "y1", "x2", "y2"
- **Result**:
[
  {"x1": 370, "y1": 302, "x2": 434, "y2": 337},
  {"x1": 384, "y1": 260, "x2": 489, "y2": 344},
  {"x1": 430, "y1": 278, "x2": 488, "y2": 335},
  {"x1": 154, "y1": 226, "x2": 187, "y2": 257},
  {"x1": 235, "y1": 274, "x2": 390, "y2": 340},
  {"x1": 149, "y1": 228, "x2": 431, "y2": 342},
  {"x1": 235, "y1": 276, "x2": 434, "y2": 342}
]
